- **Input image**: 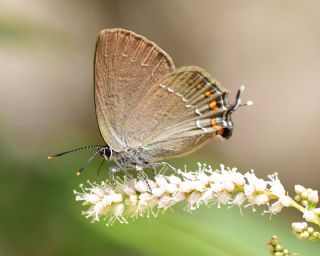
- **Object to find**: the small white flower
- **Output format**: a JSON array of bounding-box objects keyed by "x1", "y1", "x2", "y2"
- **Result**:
[
  {"x1": 216, "y1": 191, "x2": 231, "y2": 206},
  {"x1": 179, "y1": 180, "x2": 195, "y2": 193},
  {"x1": 209, "y1": 172, "x2": 223, "y2": 184},
  {"x1": 268, "y1": 201, "x2": 283, "y2": 215},
  {"x1": 279, "y1": 195, "x2": 293, "y2": 207},
  {"x1": 91, "y1": 186, "x2": 106, "y2": 198},
  {"x1": 135, "y1": 180, "x2": 150, "y2": 193},
  {"x1": 245, "y1": 171, "x2": 267, "y2": 192},
  {"x1": 268, "y1": 173, "x2": 286, "y2": 198},
  {"x1": 111, "y1": 193, "x2": 123, "y2": 203},
  {"x1": 193, "y1": 180, "x2": 207, "y2": 192},
  {"x1": 126, "y1": 194, "x2": 138, "y2": 205},
  {"x1": 165, "y1": 183, "x2": 178, "y2": 194},
  {"x1": 244, "y1": 184, "x2": 255, "y2": 197},
  {"x1": 231, "y1": 172, "x2": 245, "y2": 187},
  {"x1": 187, "y1": 191, "x2": 202, "y2": 211},
  {"x1": 155, "y1": 175, "x2": 168, "y2": 187},
  {"x1": 167, "y1": 175, "x2": 182, "y2": 185},
  {"x1": 254, "y1": 179, "x2": 267, "y2": 192},
  {"x1": 139, "y1": 192, "x2": 152, "y2": 204},
  {"x1": 117, "y1": 180, "x2": 136, "y2": 196},
  {"x1": 158, "y1": 194, "x2": 174, "y2": 209},
  {"x1": 222, "y1": 181, "x2": 235, "y2": 192},
  {"x1": 200, "y1": 189, "x2": 214, "y2": 203},
  {"x1": 210, "y1": 183, "x2": 223, "y2": 193},
  {"x1": 197, "y1": 172, "x2": 211, "y2": 185},
  {"x1": 249, "y1": 193, "x2": 269, "y2": 206},
  {"x1": 152, "y1": 187, "x2": 165, "y2": 197},
  {"x1": 173, "y1": 191, "x2": 187, "y2": 203},
  {"x1": 75, "y1": 193, "x2": 101, "y2": 204},
  {"x1": 92, "y1": 201, "x2": 106, "y2": 221},
  {"x1": 113, "y1": 203, "x2": 125, "y2": 216},
  {"x1": 101, "y1": 195, "x2": 114, "y2": 206},
  {"x1": 229, "y1": 192, "x2": 246, "y2": 207}
]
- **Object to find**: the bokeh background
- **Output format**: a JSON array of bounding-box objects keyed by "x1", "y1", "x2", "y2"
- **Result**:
[{"x1": 1, "y1": 0, "x2": 320, "y2": 255}]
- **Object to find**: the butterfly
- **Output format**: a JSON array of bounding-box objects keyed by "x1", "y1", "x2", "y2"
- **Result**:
[{"x1": 48, "y1": 28, "x2": 251, "y2": 184}]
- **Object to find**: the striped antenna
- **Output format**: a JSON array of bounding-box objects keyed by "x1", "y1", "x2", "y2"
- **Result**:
[
  {"x1": 48, "y1": 145, "x2": 104, "y2": 160},
  {"x1": 76, "y1": 148, "x2": 102, "y2": 176}
]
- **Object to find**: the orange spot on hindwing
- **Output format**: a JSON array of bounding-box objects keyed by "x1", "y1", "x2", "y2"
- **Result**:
[
  {"x1": 210, "y1": 100, "x2": 218, "y2": 110},
  {"x1": 213, "y1": 125, "x2": 224, "y2": 136},
  {"x1": 205, "y1": 91, "x2": 213, "y2": 97}
]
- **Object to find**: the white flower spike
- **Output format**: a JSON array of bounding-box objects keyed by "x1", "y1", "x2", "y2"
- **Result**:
[{"x1": 74, "y1": 162, "x2": 320, "y2": 241}]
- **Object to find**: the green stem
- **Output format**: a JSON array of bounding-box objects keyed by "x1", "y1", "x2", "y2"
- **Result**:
[{"x1": 290, "y1": 200, "x2": 320, "y2": 227}]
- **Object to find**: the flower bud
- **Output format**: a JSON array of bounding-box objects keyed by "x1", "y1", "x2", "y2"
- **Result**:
[
  {"x1": 308, "y1": 190, "x2": 319, "y2": 205},
  {"x1": 294, "y1": 185, "x2": 306, "y2": 194}
]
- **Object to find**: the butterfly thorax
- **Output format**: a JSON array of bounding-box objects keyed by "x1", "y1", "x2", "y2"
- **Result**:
[{"x1": 112, "y1": 147, "x2": 154, "y2": 170}]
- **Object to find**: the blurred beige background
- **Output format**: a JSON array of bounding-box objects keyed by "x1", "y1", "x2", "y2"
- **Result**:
[
  {"x1": 1, "y1": 1, "x2": 320, "y2": 256},
  {"x1": 1, "y1": 0, "x2": 319, "y2": 188}
]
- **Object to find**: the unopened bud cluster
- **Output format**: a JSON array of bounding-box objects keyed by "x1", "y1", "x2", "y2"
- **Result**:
[
  {"x1": 290, "y1": 185, "x2": 320, "y2": 240},
  {"x1": 268, "y1": 236, "x2": 298, "y2": 256},
  {"x1": 292, "y1": 222, "x2": 320, "y2": 240},
  {"x1": 294, "y1": 185, "x2": 319, "y2": 208}
]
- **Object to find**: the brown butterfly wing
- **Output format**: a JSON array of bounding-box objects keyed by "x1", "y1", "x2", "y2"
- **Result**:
[
  {"x1": 125, "y1": 66, "x2": 235, "y2": 160},
  {"x1": 94, "y1": 28, "x2": 175, "y2": 151}
]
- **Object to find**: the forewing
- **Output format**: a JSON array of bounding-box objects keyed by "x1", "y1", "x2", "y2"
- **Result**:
[
  {"x1": 94, "y1": 28, "x2": 175, "y2": 151},
  {"x1": 125, "y1": 66, "x2": 235, "y2": 159}
]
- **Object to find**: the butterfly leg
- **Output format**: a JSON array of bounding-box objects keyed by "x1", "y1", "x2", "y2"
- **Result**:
[
  {"x1": 109, "y1": 165, "x2": 121, "y2": 186},
  {"x1": 123, "y1": 168, "x2": 134, "y2": 180},
  {"x1": 152, "y1": 167, "x2": 157, "y2": 176},
  {"x1": 142, "y1": 161, "x2": 157, "y2": 176},
  {"x1": 157, "y1": 162, "x2": 195, "y2": 181},
  {"x1": 97, "y1": 158, "x2": 105, "y2": 179},
  {"x1": 136, "y1": 165, "x2": 152, "y2": 193},
  {"x1": 148, "y1": 161, "x2": 158, "y2": 176}
]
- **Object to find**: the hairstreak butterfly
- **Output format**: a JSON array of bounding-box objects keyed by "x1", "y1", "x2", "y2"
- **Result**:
[{"x1": 48, "y1": 28, "x2": 252, "y2": 184}]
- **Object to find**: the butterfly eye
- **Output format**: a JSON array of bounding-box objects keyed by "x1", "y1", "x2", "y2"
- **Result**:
[{"x1": 101, "y1": 147, "x2": 112, "y2": 159}]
